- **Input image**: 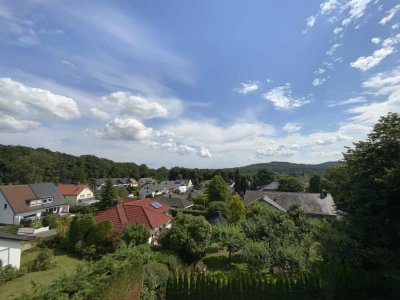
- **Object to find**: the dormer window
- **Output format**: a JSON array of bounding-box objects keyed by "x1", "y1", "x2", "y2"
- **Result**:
[
  {"x1": 42, "y1": 197, "x2": 53, "y2": 204},
  {"x1": 30, "y1": 199, "x2": 42, "y2": 206}
]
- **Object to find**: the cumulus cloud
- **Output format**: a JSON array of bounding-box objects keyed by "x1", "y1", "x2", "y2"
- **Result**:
[
  {"x1": 0, "y1": 114, "x2": 39, "y2": 132},
  {"x1": 102, "y1": 91, "x2": 168, "y2": 120},
  {"x1": 327, "y1": 96, "x2": 366, "y2": 107},
  {"x1": 256, "y1": 144, "x2": 300, "y2": 157},
  {"x1": 320, "y1": 0, "x2": 339, "y2": 14},
  {"x1": 315, "y1": 133, "x2": 350, "y2": 145},
  {"x1": 282, "y1": 123, "x2": 301, "y2": 133},
  {"x1": 342, "y1": 0, "x2": 372, "y2": 27},
  {"x1": 350, "y1": 34, "x2": 400, "y2": 71},
  {"x1": 90, "y1": 107, "x2": 110, "y2": 120},
  {"x1": 312, "y1": 78, "x2": 326, "y2": 87},
  {"x1": 234, "y1": 81, "x2": 260, "y2": 94},
  {"x1": 371, "y1": 37, "x2": 380, "y2": 44},
  {"x1": 100, "y1": 117, "x2": 153, "y2": 141},
  {"x1": 199, "y1": 146, "x2": 212, "y2": 158},
  {"x1": 380, "y1": 4, "x2": 400, "y2": 25},
  {"x1": 262, "y1": 84, "x2": 310, "y2": 111},
  {"x1": 333, "y1": 27, "x2": 343, "y2": 34},
  {"x1": 306, "y1": 15, "x2": 316, "y2": 28}
]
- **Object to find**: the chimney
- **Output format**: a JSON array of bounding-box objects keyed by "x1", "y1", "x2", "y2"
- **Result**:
[{"x1": 320, "y1": 190, "x2": 327, "y2": 199}]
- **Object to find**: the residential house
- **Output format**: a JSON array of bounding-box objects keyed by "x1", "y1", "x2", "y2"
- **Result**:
[
  {"x1": 139, "y1": 183, "x2": 164, "y2": 198},
  {"x1": 57, "y1": 184, "x2": 95, "y2": 206},
  {"x1": 160, "y1": 179, "x2": 193, "y2": 194},
  {"x1": 94, "y1": 198, "x2": 172, "y2": 244},
  {"x1": 95, "y1": 178, "x2": 138, "y2": 191},
  {"x1": 154, "y1": 194, "x2": 193, "y2": 209},
  {"x1": 0, "y1": 232, "x2": 33, "y2": 269},
  {"x1": 257, "y1": 181, "x2": 279, "y2": 191},
  {"x1": 0, "y1": 183, "x2": 68, "y2": 225},
  {"x1": 138, "y1": 178, "x2": 157, "y2": 186},
  {"x1": 244, "y1": 190, "x2": 337, "y2": 220}
]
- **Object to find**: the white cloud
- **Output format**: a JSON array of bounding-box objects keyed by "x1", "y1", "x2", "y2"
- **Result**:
[
  {"x1": 306, "y1": 15, "x2": 316, "y2": 28},
  {"x1": 371, "y1": 37, "x2": 381, "y2": 44},
  {"x1": 101, "y1": 91, "x2": 169, "y2": 120},
  {"x1": 234, "y1": 81, "x2": 260, "y2": 94},
  {"x1": 327, "y1": 96, "x2": 366, "y2": 107},
  {"x1": 326, "y1": 43, "x2": 341, "y2": 56},
  {"x1": 90, "y1": 107, "x2": 110, "y2": 120},
  {"x1": 100, "y1": 117, "x2": 153, "y2": 141},
  {"x1": 380, "y1": 4, "x2": 400, "y2": 25},
  {"x1": 199, "y1": 147, "x2": 212, "y2": 158},
  {"x1": 0, "y1": 78, "x2": 80, "y2": 128},
  {"x1": 315, "y1": 134, "x2": 350, "y2": 145},
  {"x1": 0, "y1": 114, "x2": 39, "y2": 132},
  {"x1": 393, "y1": 23, "x2": 400, "y2": 29},
  {"x1": 262, "y1": 84, "x2": 311, "y2": 111},
  {"x1": 256, "y1": 144, "x2": 300, "y2": 157},
  {"x1": 312, "y1": 78, "x2": 326, "y2": 86},
  {"x1": 350, "y1": 34, "x2": 400, "y2": 71},
  {"x1": 282, "y1": 123, "x2": 301, "y2": 133},
  {"x1": 342, "y1": 0, "x2": 372, "y2": 26},
  {"x1": 320, "y1": 0, "x2": 339, "y2": 14},
  {"x1": 314, "y1": 68, "x2": 326, "y2": 75},
  {"x1": 333, "y1": 27, "x2": 343, "y2": 34}
]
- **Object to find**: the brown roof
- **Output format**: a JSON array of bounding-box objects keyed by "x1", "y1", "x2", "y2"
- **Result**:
[
  {"x1": 57, "y1": 184, "x2": 88, "y2": 196},
  {"x1": 0, "y1": 185, "x2": 40, "y2": 214},
  {"x1": 94, "y1": 199, "x2": 172, "y2": 230}
]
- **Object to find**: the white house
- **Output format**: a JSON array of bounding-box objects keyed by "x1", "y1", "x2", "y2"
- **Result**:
[
  {"x1": 160, "y1": 180, "x2": 193, "y2": 194},
  {"x1": 0, "y1": 183, "x2": 68, "y2": 225},
  {"x1": 57, "y1": 184, "x2": 95, "y2": 206},
  {"x1": 139, "y1": 183, "x2": 164, "y2": 198},
  {"x1": 95, "y1": 178, "x2": 138, "y2": 191},
  {"x1": 0, "y1": 232, "x2": 33, "y2": 269},
  {"x1": 138, "y1": 178, "x2": 157, "y2": 186}
]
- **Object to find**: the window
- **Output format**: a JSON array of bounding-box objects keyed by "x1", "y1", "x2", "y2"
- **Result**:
[
  {"x1": 47, "y1": 198, "x2": 53, "y2": 203},
  {"x1": 42, "y1": 199, "x2": 47, "y2": 203},
  {"x1": 3, "y1": 204, "x2": 7, "y2": 209},
  {"x1": 52, "y1": 207, "x2": 58, "y2": 213},
  {"x1": 30, "y1": 199, "x2": 42, "y2": 206}
]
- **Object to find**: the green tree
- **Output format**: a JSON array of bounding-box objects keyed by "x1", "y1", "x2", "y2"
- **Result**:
[
  {"x1": 254, "y1": 168, "x2": 275, "y2": 187},
  {"x1": 308, "y1": 175, "x2": 321, "y2": 193},
  {"x1": 213, "y1": 225, "x2": 245, "y2": 261},
  {"x1": 159, "y1": 214, "x2": 212, "y2": 263},
  {"x1": 227, "y1": 194, "x2": 245, "y2": 224},
  {"x1": 72, "y1": 165, "x2": 88, "y2": 184},
  {"x1": 207, "y1": 201, "x2": 228, "y2": 219},
  {"x1": 328, "y1": 113, "x2": 400, "y2": 269},
  {"x1": 99, "y1": 179, "x2": 116, "y2": 210},
  {"x1": 277, "y1": 175, "x2": 304, "y2": 192},
  {"x1": 242, "y1": 241, "x2": 272, "y2": 269},
  {"x1": 191, "y1": 193, "x2": 209, "y2": 207},
  {"x1": 68, "y1": 214, "x2": 94, "y2": 253},
  {"x1": 122, "y1": 223, "x2": 150, "y2": 246},
  {"x1": 207, "y1": 175, "x2": 230, "y2": 202}
]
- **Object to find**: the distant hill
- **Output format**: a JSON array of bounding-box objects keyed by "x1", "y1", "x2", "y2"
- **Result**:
[{"x1": 235, "y1": 161, "x2": 340, "y2": 177}]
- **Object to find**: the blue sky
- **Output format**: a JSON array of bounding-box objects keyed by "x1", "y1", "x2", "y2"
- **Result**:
[{"x1": 0, "y1": 0, "x2": 400, "y2": 168}]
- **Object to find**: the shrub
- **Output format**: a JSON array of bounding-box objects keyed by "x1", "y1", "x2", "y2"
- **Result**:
[
  {"x1": 207, "y1": 201, "x2": 228, "y2": 219},
  {"x1": 68, "y1": 214, "x2": 94, "y2": 253},
  {"x1": 0, "y1": 265, "x2": 24, "y2": 285},
  {"x1": 191, "y1": 204, "x2": 205, "y2": 211},
  {"x1": 27, "y1": 249, "x2": 57, "y2": 272},
  {"x1": 242, "y1": 241, "x2": 272, "y2": 270},
  {"x1": 122, "y1": 223, "x2": 150, "y2": 246}
]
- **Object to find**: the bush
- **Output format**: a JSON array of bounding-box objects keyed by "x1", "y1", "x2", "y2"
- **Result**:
[
  {"x1": 122, "y1": 223, "x2": 150, "y2": 246},
  {"x1": 191, "y1": 204, "x2": 205, "y2": 211},
  {"x1": 242, "y1": 241, "x2": 272, "y2": 270},
  {"x1": 27, "y1": 249, "x2": 57, "y2": 272},
  {"x1": 69, "y1": 205, "x2": 97, "y2": 214},
  {"x1": 68, "y1": 214, "x2": 94, "y2": 253},
  {"x1": 207, "y1": 201, "x2": 228, "y2": 219},
  {"x1": 0, "y1": 265, "x2": 24, "y2": 285}
]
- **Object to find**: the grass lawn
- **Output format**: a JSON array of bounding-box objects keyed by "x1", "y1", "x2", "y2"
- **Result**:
[
  {"x1": 203, "y1": 245, "x2": 248, "y2": 275},
  {"x1": 0, "y1": 248, "x2": 85, "y2": 299}
]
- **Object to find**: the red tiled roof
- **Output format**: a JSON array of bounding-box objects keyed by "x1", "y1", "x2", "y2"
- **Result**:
[
  {"x1": 94, "y1": 199, "x2": 172, "y2": 230},
  {"x1": 57, "y1": 184, "x2": 88, "y2": 196}
]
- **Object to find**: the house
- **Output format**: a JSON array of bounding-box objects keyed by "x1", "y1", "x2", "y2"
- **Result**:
[
  {"x1": 154, "y1": 194, "x2": 193, "y2": 209},
  {"x1": 0, "y1": 232, "x2": 33, "y2": 269},
  {"x1": 95, "y1": 178, "x2": 138, "y2": 191},
  {"x1": 139, "y1": 183, "x2": 164, "y2": 199},
  {"x1": 57, "y1": 184, "x2": 95, "y2": 206},
  {"x1": 0, "y1": 183, "x2": 68, "y2": 225},
  {"x1": 257, "y1": 181, "x2": 279, "y2": 191},
  {"x1": 244, "y1": 190, "x2": 337, "y2": 220},
  {"x1": 94, "y1": 198, "x2": 172, "y2": 244},
  {"x1": 138, "y1": 178, "x2": 157, "y2": 186},
  {"x1": 160, "y1": 179, "x2": 193, "y2": 194}
]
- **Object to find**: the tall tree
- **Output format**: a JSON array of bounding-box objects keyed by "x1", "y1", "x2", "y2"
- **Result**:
[
  {"x1": 214, "y1": 225, "x2": 245, "y2": 261},
  {"x1": 254, "y1": 168, "x2": 275, "y2": 187},
  {"x1": 207, "y1": 175, "x2": 230, "y2": 202},
  {"x1": 277, "y1": 175, "x2": 304, "y2": 192},
  {"x1": 308, "y1": 175, "x2": 321, "y2": 193},
  {"x1": 329, "y1": 113, "x2": 400, "y2": 269},
  {"x1": 99, "y1": 179, "x2": 116, "y2": 210},
  {"x1": 227, "y1": 194, "x2": 246, "y2": 223}
]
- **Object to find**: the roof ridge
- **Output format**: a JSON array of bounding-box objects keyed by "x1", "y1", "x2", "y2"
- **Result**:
[
  {"x1": 117, "y1": 203, "x2": 129, "y2": 226},
  {"x1": 141, "y1": 206, "x2": 154, "y2": 229}
]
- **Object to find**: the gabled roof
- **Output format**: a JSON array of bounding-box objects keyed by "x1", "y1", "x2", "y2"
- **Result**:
[
  {"x1": 154, "y1": 196, "x2": 193, "y2": 209},
  {"x1": 244, "y1": 190, "x2": 337, "y2": 216},
  {"x1": 140, "y1": 183, "x2": 163, "y2": 192},
  {"x1": 57, "y1": 184, "x2": 88, "y2": 196},
  {"x1": 94, "y1": 199, "x2": 172, "y2": 229},
  {"x1": 29, "y1": 183, "x2": 66, "y2": 208},
  {"x1": 257, "y1": 181, "x2": 279, "y2": 191}
]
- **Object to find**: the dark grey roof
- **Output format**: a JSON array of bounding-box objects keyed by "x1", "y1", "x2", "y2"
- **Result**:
[
  {"x1": 0, "y1": 232, "x2": 34, "y2": 241},
  {"x1": 155, "y1": 196, "x2": 193, "y2": 209},
  {"x1": 209, "y1": 213, "x2": 227, "y2": 225},
  {"x1": 244, "y1": 190, "x2": 337, "y2": 216},
  {"x1": 29, "y1": 183, "x2": 66, "y2": 208},
  {"x1": 257, "y1": 181, "x2": 279, "y2": 191}
]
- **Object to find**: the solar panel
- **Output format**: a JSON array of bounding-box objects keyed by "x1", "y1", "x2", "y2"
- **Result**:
[
  {"x1": 151, "y1": 201, "x2": 163, "y2": 209},
  {"x1": 154, "y1": 201, "x2": 162, "y2": 208}
]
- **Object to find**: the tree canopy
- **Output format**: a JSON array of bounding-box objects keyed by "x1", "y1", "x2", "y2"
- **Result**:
[{"x1": 207, "y1": 175, "x2": 230, "y2": 202}]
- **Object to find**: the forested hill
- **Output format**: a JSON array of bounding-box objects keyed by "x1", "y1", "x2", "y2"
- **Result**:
[
  {"x1": 0, "y1": 144, "x2": 337, "y2": 185},
  {"x1": 235, "y1": 161, "x2": 340, "y2": 177}
]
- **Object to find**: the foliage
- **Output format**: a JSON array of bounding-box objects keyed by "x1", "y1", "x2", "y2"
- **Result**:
[
  {"x1": 308, "y1": 174, "x2": 321, "y2": 193},
  {"x1": 242, "y1": 241, "x2": 272, "y2": 269},
  {"x1": 207, "y1": 175, "x2": 230, "y2": 202},
  {"x1": 0, "y1": 265, "x2": 24, "y2": 286},
  {"x1": 159, "y1": 214, "x2": 212, "y2": 263},
  {"x1": 99, "y1": 179, "x2": 116, "y2": 210},
  {"x1": 170, "y1": 208, "x2": 208, "y2": 218},
  {"x1": 227, "y1": 194, "x2": 245, "y2": 223},
  {"x1": 206, "y1": 201, "x2": 228, "y2": 219},
  {"x1": 85, "y1": 220, "x2": 114, "y2": 258},
  {"x1": 326, "y1": 113, "x2": 400, "y2": 270},
  {"x1": 191, "y1": 193, "x2": 209, "y2": 207},
  {"x1": 254, "y1": 168, "x2": 275, "y2": 187},
  {"x1": 277, "y1": 175, "x2": 304, "y2": 192},
  {"x1": 27, "y1": 249, "x2": 57, "y2": 272},
  {"x1": 141, "y1": 261, "x2": 170, "y2": 300},
  {"x1": 115, "y1": 186, "x2": 129, "y2": 200},
  {"x1": 67, "y1": 214, "x2": 94, "y2": 253},
  {"x1": 213, "y1": 225, "x2": 245, "y2": 261},
  {"x1": 122, "y1": 223, "x2": 150, "y2": 246}
]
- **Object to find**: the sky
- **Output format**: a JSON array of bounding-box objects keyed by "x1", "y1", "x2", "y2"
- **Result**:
[{"x1": 0, "y1": 0, "x2": 400, "y2": 168}]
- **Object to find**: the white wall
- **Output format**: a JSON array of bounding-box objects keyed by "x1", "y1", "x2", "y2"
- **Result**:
[
  {"x1": 0, "y1": 238, "x2": 22, "y2": 269},
  {"x1": 0, "y1": 192, "x2": 15, "y2": 225}
]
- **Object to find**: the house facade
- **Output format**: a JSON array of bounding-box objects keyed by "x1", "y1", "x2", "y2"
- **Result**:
[
  {"x1": 139, "y1": 183, "x2": 164, "y2": 198},
  {"x1": 0, "y1": 232, "x2": 32, "y2": 269},
  {"x1": 57, "y1": 184, "x2": 94, "y2": 206},
  {"x1": 160, "y1": 179, "x2": 193, "y2": 194},
  {"x1": 95, "y1": 178, "x2": 138, "y2": 191},
  {"x1": 94, "y1": 198, "x2": 172, "y2": 244},
  {"x1": 0, "y1": 183, "x2": 68, "y2": 225}
]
